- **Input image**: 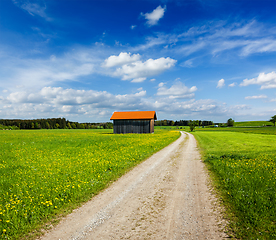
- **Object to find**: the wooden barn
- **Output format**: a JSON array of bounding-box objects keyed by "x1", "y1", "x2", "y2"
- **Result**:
[{"x1": 110, "y1": 111, "x2": 157, "y2": 134}]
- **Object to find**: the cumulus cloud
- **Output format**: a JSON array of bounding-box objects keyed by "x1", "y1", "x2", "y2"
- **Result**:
[
  {"x1": 245, "y1": 95, "x2": 267, "y2": 100},
  {"x1": 141, "y1": 5, "x2": 166, "y2": 26},
  {"x1": 103, "y1": 52, "x2": 140, "y2": 67},
  {"x1": 0, "y1": 85, "x2": 160, "y2": 121},
  {"x1": 131, "y1": 77, "x2": 146, "y2": 83},
  {"x1": 156, "y1": 82, "x2": 197, "y2": 99},
  {"x1": 3, "y1": 87, "x2": 147, "y2": 113},
  {"x1": 0, "y1": 84, "x2": 257, "y2": 122},
  {"x1": 217, "y1": 79, "x2": 225, "y2": 88},
  {"x1": 142, "y1": 98, "x2": 220, "y2": 116},
  {"x1": 240, "y1": 71, "x2": 276, "y2": 89},
  {"x1": 113, "y1": 57, "x2": 176, "y2": 82},
  {"x1": 228, "y1": 82, "x2": 236, "y2": 87}
]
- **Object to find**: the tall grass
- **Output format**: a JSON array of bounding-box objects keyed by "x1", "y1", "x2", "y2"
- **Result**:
[
  {"x1": 193, "y1": 131, "x2": 276, "y2": 239},
  {"x1": 0, "y1": 129, "x2": 180, "y2": 239}
]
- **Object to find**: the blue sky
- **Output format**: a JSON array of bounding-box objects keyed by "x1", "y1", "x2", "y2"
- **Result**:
[{"x1": 0, "y1": 0, "x2": 275, "y2": 123}]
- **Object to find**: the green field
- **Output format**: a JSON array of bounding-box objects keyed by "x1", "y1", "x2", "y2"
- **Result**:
[
  {"x1": 0, "y1": 129, "x2": 180, "y2": 239},
  {"x1": 195, "y1": 126, "x2": 276, "y2": 135},
  {"x1": 154, "y1": 125, "x2": 187, "y2": 130},
  {"x1": 192, "y1": 128, "x2": 276, "y2": 239},
  {"x1": 234, "y1": 121, "x2": 273, "y2": 127}
]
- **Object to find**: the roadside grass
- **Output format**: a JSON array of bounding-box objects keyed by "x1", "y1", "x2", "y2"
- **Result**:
[
  {"x1": 192, "y1": 130, "x2": 276, "y2": 239},
  {"x1": 0, "y1": 129, "x2": 180, "y2": 239}
]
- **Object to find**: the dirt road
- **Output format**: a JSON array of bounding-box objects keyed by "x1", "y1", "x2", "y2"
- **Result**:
[{"x1": 40, "y1": 132, "x2": 228, "y2": 239}]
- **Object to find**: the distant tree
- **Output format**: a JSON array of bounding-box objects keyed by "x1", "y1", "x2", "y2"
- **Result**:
[
  {"x1": 227, "y1": 118, "x2": 234, "y2": 127},
  {"x1": 198, "y1": 120, "x2": 202, "y2": 127},
  {"x1": 46, "y1": 122, "x2": 50, "y2": 129},
  {"x1": 269, "y1": 115, "x2": 276, "y2": 126},
  {"x1": 189, "y1": 121, "x2": 195, "y2": 132},
  {"x1": 67, "y1": 122, "x2": 72, "y2": 129}
]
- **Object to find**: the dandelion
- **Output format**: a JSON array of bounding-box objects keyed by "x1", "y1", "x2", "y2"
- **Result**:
[{"x1": 0, "y1": 129, "x2": 179, "y2": 238}]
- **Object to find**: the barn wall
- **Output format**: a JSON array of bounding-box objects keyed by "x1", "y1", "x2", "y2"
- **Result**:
[
  {"x1": 113, "y1": 120, "x2": 151, "y2": 134},
  {"x1": 150, "y1": 119, "x2": 154, "y2": 133}
]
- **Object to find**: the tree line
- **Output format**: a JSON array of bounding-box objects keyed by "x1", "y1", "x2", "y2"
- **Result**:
[
  {"x1": 2, "y1": 115, "x2": 274, "y2": 130},
  {"x1": 0, "y1": 118, "x2": 113, "y2": 130},
  {"x1": 154, "y1": 119, "x2": 214, "y2": 127}
]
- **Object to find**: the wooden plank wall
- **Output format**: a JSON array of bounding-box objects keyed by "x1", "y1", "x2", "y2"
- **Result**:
[{"x1": 113, "y1": 120, "x2": 151, "y2": 134}]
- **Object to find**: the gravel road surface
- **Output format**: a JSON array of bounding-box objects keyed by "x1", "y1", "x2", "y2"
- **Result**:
[{"x1": 40, "y1": 132, "x2": 228, "y2": 240}]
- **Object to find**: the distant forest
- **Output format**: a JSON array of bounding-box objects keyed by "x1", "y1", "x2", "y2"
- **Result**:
[
  {"x1": 0, "y1": 118, "x2": 113, "y2": 130},
  {"x1": 154, "y1": 120, "x2": 214, "y2": 127},
  {"x1": 0, "y1": 118, "x2": 214, "y2": 130}
]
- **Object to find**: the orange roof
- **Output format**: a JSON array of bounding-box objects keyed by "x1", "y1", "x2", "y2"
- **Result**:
[{"x1": 110, "y1": 111, "x2": 157, "y2": 120}]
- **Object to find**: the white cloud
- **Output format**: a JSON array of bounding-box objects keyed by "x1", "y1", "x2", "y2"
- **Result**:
[
  {"x1": 4, "y1": 87, "x2": 147, "y2": 108},
  {"x1": 12, "y1": 0, "x2": 50, "y2": 20},
  {"x1": 131, "y1": 77, "x2": 146, "y2": 83},
  {"x1": 156, "y1": 82, "x2": 197, "y2": 99},
  {"x1": 245, "y1": 95, "x2": 267, "y2": 100},
  {"x1": 240, "y1": 39, "x2": 276, "y2": 56},
  {"x1": 217, "y1": 79, "x2": 225, "y2": 88},
  {"x1": 132, "y1": 34, "x2": 170, "y2": 51},
  {"x1": 182, "y1": 59, "x2": 194, "y2": 68},
  {"x1": 0, "y1": 47, "x2": 104, "y2": 90},
  {"x1": 114, "y1": 57, "x2": 176, "y2": 82},
  {"x1": 133, "y1": 20, "x2": 276, "y2": 58},
  {"x1": 131, "y1": 25, "x2": 136, "y2": 30},
  {"x1": 141, "y1": 5, "x2": 166, "y2": 26},
  {"x1": 1, "y1": 84, "x2": 269, "y2": 122},
  {"x1": 103, "y1": 52, "x2": 140, "y2": 68},
  {"x1": 228, "y1": 82, "x2": 236, "y2": 87},
  {"x1": 240, "y1": 71, "x2": 276, "y2": 89},
  {"x1": 142, "y1": 98, "x2": 221, "y2": 116}
]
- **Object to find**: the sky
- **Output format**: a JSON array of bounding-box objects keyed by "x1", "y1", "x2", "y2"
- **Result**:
[{"x1": 0, "y1": 0, "x2": 276, "y2": 123}]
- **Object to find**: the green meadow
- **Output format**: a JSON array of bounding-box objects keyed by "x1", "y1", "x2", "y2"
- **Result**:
[
  {"x1": 0, "y1": 129, "x2": 180, "y2": 239},
  {"x1": 154, "y1": 125, "x2": 187, "y2": 130},
  {"x1": 192, "y1": 127, "x2": 276, "y2": 239},
  {"x1": 196, "y1": 126, "x2": 276, "y2": 135},
  {"x1": 234, "y1": 121, "x2": 273, "y2": 127}
]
